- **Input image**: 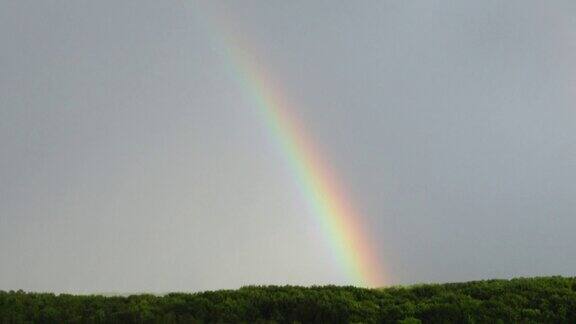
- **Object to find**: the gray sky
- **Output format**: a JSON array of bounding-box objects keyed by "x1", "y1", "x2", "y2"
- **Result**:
[{"x1": 1, "y1": 0, "x2": 575, "y2": 293}]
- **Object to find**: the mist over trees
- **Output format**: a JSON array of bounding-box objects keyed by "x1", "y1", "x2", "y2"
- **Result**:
[{"x1": 1, "y1": 276, "x2": 575, "y2": 323}]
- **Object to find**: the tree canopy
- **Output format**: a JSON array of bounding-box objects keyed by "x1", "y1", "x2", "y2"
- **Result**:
[{"x1": 1, "y1": 276, "x2": 575, "y2": 323}]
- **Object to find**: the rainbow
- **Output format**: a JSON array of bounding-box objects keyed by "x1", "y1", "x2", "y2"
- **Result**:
[{"x1": 203, "y1": 10, "x2": 386, "y2": 287}]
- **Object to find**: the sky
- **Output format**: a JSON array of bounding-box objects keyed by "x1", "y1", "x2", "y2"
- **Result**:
[{"x1": 1, "y1": 0, "x2": 575, "y2": 293}]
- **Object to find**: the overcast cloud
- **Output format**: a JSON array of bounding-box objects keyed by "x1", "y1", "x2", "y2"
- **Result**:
[{"x1": 1, "y1": 1, "x2": 575, "y2": 293}]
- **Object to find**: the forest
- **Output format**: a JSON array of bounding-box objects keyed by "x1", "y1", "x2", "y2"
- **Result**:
[{"x1": 1, "y1": 276, "x2": 575, "y2": 323}]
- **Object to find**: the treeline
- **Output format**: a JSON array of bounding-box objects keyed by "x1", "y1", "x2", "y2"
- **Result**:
[{"x1": 1, "y1": 276, "x2": 575, "y2": 323}]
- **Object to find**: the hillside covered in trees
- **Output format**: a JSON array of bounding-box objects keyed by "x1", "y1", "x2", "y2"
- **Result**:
[{"x1": 1, "y1": 276, "x2": 575, "y2": 323}]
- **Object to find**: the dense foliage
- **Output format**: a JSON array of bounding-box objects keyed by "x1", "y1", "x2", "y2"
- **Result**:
[{"x1": 1, "y1": 276, "x2": 575, "y2": 323}]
